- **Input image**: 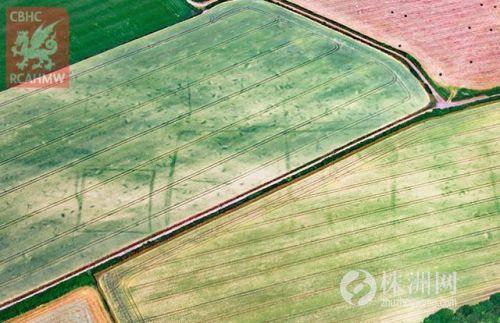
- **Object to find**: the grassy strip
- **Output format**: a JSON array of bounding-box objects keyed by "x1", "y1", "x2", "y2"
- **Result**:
[
  {"x1": 404, "y1": 53, "x2": 500, "y2": 101},
  {"x1": 0, "y1": 271, "x2": 96, "y2": 322},
  {"x1": 449, "y1": 86, "x2": 500, "y2": 101},
  {"x1": 267, "y1": 0, "x2": 499, "y2": 101},
  {"x1": 424, "y1": 293, "x2": 500, "y2": 323}
]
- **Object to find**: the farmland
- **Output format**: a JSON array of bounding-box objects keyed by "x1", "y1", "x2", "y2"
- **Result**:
[
  {"x1": 0, "y1": 0, "x2": 199, "y2": 90},
  {"x1": 98, "y1": 101, "x2": 500, "y2": 322},
  {"x1": 0, "y1": 0, "x2": 429, "y2": 306},
  {"x1": 8, "y1": 287, "x2": 111, "y2": 322},
  {"x1": 290, "y1": 0, "x2": 500, "y2": 93}
]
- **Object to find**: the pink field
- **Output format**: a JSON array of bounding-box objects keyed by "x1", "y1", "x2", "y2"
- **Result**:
[
  {"x1": 8, "y1": 288, "x2": 111, "y2": 323},
  {"x1": 291, "y1": 0, "x2": 499, "y2": 90}
]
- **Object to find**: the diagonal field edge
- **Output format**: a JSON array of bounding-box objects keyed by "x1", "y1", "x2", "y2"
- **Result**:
[
  {"x1": 0, "y1": 68, "x2": 400, "y2": 280},
  {"x1": 0, "y1": 1, "x2": 433, "y2": 311}
]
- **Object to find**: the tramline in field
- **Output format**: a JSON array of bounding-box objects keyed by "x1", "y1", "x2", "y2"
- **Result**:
[
  {"x1": 98, "y1": 101, "x2": 500, "y2": 322},
  {"x1": 0, "y1": 0, "x2": 428, "y2": 306}
]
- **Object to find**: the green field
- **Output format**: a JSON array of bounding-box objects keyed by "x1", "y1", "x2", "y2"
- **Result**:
[
  {"x1": 0, "y1": 0, "x2": 199, "y2": 90},
  {"x1": 0, "y1": 0, "x2": 428, "y2": 305},
  {"x1": 99, "y1": 102, "x2": 499, "y2": 322}
]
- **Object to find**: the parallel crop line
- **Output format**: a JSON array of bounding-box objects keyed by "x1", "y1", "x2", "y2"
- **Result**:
[
  {"x1": 0, "y1": 47, "x2": 347, "y2": 232},
  {"x1": 134, "y1": 204, "x2": 496, "y2": 299},
  {"x1": 241, "y1": 164, "x2": 499, "y2": 230},
  {"x1": 0, "y1": 24, "x2": 297, "y2": 165},
  {"x1": 249, "y1": 144, "x2": 500, "y2": 217},
  {"x1": 272, "y1": 265, "x2": 500, "y2": 323},
  {"x1": 0, "y1": 19, "x2": 277, "y2": 135},
  {"x1": 117, "y1": 105, "x2": 495, "y2": 276},
  {"x1": 141, "y1": 173, "x2": 497, "y2": 267},
  {"x1": 274, "y1": 152, "x2": 499, "y2": 208},
  {"x1": 136, "y1": 191, "x2": 496, "y2": 283},
  {"x1": 0, "y1": 8, "x2": 261, "y2": 107},
  {"x1": 142, "y1": 229, "x2": 499, "y2": 320},
  {"x1": 0, "y1": 64, "x2": 398, "y2": 284},
  {"x1": 212, "y1": 262, "x2": 499, "y2": 323},
  {"x1": 0, "y1": 41, "x2": 340, "y2": 196}
]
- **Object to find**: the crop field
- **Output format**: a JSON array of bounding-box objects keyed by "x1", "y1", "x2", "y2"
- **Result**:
[
  {"x1": 0, "y1": 0, "x2": 429, "y2": 306},
  {"x1": 98, "y1": 101, "x2": 499, "y2": 322},
  {"x1": 8, "y1": 287, "x2": 111, "y2": 322},
  {"x1": 290, "y1": 0, "x2": 500, "y2": 91},
  {"x1": 0, "y1": 0, "x2": 199, "y2": 90}
]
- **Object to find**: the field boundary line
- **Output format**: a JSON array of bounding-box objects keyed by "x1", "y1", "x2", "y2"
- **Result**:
[
  {"x1": 104, "y1": 100, "x2": 497, "y2": 279},
  {"x1": 179, "y1": 181, "x2": 499, "y2": 256},
  {"x1": 137, "y1": 172, "x2": 498, "y2": 268},
  {"x1": 132, "y1": 195, "x2": 497, "y2": 283},
  {"x1": 265, "y1": 0, "x2": 441, "y2": 103},
  {"x1": 265, "y1": 0, "x2": 500, "y2": 107},
  {"x1": 141, "y1": 223, "x2": 497, "y2": 306},
  {"x1": 0, "y1": 70, "x2": 420, "y2": 310},
  {"x1": 0, "y1": 68, "x2": 399, "y2": 280},
  {"x1": 259, "y1": 154, "x2": 500, "y2": 217},
  {"x1": 135, "y1": 158, "x2": 497, "y2": 262}
]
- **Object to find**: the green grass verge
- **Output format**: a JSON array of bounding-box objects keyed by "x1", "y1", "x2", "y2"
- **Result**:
[
  {"x1": 403, "y1": 53, "x2": 500, "y2": 101},
  {"x1": 0, "y1": 0, "x2": 199, "y2": 91},
  {"x1": 449, "y1": 86, "x2": 500, "y2": 102},
  {"x1": 97, "y1": 100, "x2": 499, "y2": 321}
]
